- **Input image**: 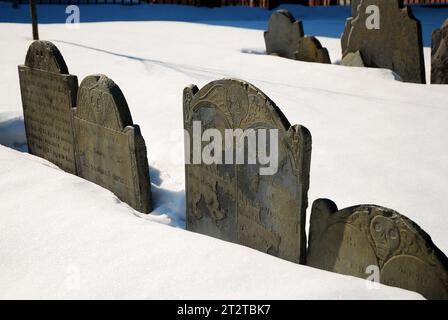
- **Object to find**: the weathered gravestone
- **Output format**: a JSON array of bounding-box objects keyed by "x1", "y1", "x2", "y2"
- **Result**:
[
  {"x1": 341, "y1": 0, "x2": 426, "y2": 84},
  {"x1": 183, "y1": 79, "x2": 312, "y2": 264},
  {"x1": 18, "y1": 41, "x2": 78, "y2": 174},
  {"x1": 307, "y1": 199, "x2": 448, "y2": 300},
  {"x1": 264, "y1": 10, "x2": 304, "y2": 60},
  {"x1": 295, "y1": 36, "x2": 331, "y2": 64},
  {"x1": 73, "y1": 75, "x2": 152, "y2": 213},
  {"x1": 265, "y1": 10, "x2": 331, "y2": 64},
  {"x1": 431, "y1": 20, "x2": 448, "y2": 85}
]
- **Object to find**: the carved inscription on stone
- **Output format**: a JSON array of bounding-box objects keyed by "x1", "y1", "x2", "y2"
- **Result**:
[
  {"x1": 74, "y1": 74, "x2": 152, "y2": 213},
  {"x1": 18, "y1": 41, "x2": 78, "y2": 173},
  {"x1": 307, "y1": 199, "x2": 448, "y2": 299},
  {"x1": 341, "y1": 0, "x2": 426, "y2": 84},
  {"x1": 183, "y1": 79, "x2": 312, "y2": 263}
]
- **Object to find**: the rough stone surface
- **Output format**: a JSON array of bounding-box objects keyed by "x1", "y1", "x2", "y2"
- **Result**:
[
  {"x1": 341, "y1": 0, "x2": 426, "y2": 84},
  {"x1": 295, "y1": 36, "x2": 331, "y2": 64},
  {"x1": 431, "y1": 19, "x2": 448, "y2": 84},
  {"x1": 341, "y1": 50, "x2": 365, "y2": 67},
  {"x1": 264, "y1": 10, "x2": 304, "y2": 60},
  {"x1": 183, "y1": 79, "x2": 312, "y2": 264},
  {"x1": 307, "y1": 199, "x2": 448, "y2": 300},
  {"x1": 74, "y1": 74, "x2": 152, "y2": 213},
  {"x1": 18, "y1": 41, "x2": 78, "y2": 174}
]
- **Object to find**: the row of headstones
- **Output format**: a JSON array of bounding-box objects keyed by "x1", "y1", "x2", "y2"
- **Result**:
[
  {"x1": 183, "y1": 78, "x2": 448, "y2": 300},
  {"x1": 18, "y1": 41, "x2": 448, "y2": 299},
  {"x1": 18, "y1": 40, "x2": 152, "y2": 213},
  {"x1": 264, "y1": 0, "x2": 448, "y2": 84}
]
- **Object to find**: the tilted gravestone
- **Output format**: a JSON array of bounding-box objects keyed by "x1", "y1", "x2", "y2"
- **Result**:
[
  {"x1": 73, "y1": 75, "x2": 152, "y2": 213},
  {"x1": 183, "y1": 79, "x2": 312, "y2": 264},
  {"x1": 307, "y1": 199, "x2": 448, "y2": 300},
  {"x1": 341, "y1": 0, "x2": 426, "y2": 84},
  {"x1": 265, "y1": 10, "x2": 331, "y2": 64},
  {"x1": 431, "y1": 20, "x2": 448, "y2": 85},
  {"x1": 264, "y1": 10, "x2": 305, "y2": 60},
  {"x1": 18, "y1": 41, "x2": 78, "y2": 174},
  {"x1": 295, "y1": 36, "x2": 331, "y2": 64}
]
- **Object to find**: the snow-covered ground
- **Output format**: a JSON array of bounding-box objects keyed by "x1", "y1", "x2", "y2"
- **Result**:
[{"x1": 0, "y1": 3, "x2": 447, "y2": 299}]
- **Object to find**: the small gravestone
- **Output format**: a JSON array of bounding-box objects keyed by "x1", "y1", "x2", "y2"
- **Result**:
[
  {"x1": 264, "y1": 10, "x2": 304, "y2": 60},
  {"x1": 431, "y1": 20, "x2": 448, "y2": 85},
  {"x1": 183, "y1": 79, "x2": 312, "y2": 264},
  {"x1": 307, "y1": 199, "x2": 448, "y2": 300},
  {"x1": 18, "y1": 41, "x2": 78, "y2": 174},
  {"x1": 295, "y1": 36, "x2": 331, "y2": 64},
  {"x1": 341, "y1": 0, "x2": 426, "y2": 84},
  {"x1": 341, "y1": 50, "x2": 365, "y2": 67},
  {"x1": 73, "y1": 75, "x2": 152, "y2": 213}
]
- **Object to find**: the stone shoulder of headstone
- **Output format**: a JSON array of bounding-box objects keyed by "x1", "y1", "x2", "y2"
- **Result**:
[
  {"x1": 341, "y1": 0, "x2": 426, "y2": 84},
  {"x1": 183, "y1": 78, "x2": 311, "y2": 264},
  {"x1": 264, "y1": 9, "x2": 304, "y2": 60},
  {"x1": 18, "y1": 40, "x2": 78, "y2": 174},
  {"x1": 74, "y1": 74, "x2": 152, "y2": 213},
  {"x1": 341, "y1": 50, "x2": 365, "y2": 67},
  {"x1": 431, "y1": 19, "x2": 448, "y2": 85},
  {"x1": 307, "y1": 199, "x2": 448, "y2": 300},
  {"x1": 295, "y1": 36, "x2": 331, "y2": 64}
]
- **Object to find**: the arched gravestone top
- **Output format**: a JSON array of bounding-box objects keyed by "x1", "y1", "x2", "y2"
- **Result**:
[
  {"x1": 74, "y1": 74, "x2": 151, "y2": 214},
  {"x1": 431, "y1": 19, "x2": 448, "y2": 84},
  {"x1": 184, "y1": 79, "x2": 312, "y2": 264},
  {"x1": 341, "y1": 0, "x2": 425, "y2": 84},
  {"x1": 76, "y1": 74, "x2": 133, "y2": 130},
  {"x1": 25, "y1": 40, "x2": 69, "y2": 74},
  {"x1": 307, "y1": 199, "x2": 448, "y2": 300},
  {"x1": 264, "y1": 10, "x2": 304, "y2": 60}
]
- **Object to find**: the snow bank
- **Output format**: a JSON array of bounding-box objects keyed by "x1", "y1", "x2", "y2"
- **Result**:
[{"x1": 0, "y1": 146, "x2": 421, "y2": 299}]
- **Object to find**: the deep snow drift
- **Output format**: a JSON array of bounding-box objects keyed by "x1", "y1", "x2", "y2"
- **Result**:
[
  {"x1": 0, "y1": 145, "x2": 421, "y2": 299},
  {"x1": 0, "y1": 4, "x2": 447, "y2": 299}
]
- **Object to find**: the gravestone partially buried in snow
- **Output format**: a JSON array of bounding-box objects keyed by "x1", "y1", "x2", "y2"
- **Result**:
[
  {"x1": 18, "y1": 41, "x2": 78, "y2": 174},
  {"x1": 307, "y1": 199, "x2": 448, "y2": 300},
  {"x1": 295, "y1": 36, "x2": 331, "y2": 64},
  {"x1": 74, "y1": 75, "x2": 152, "y2": 213},
  {"x1": 183, "y1": 79, "x2": 312, "y2": 264},
  {"x1": 431, "y1": 19, "x2": 448, "y2": 84},
  {"x1": 264, "y1": 10, "x2": 305, "y2": 60},
  {"x1": 265, "y1": 10, "x2": 331, "y2": 64},
  {"x1": 341, "y1": 0, "x2": 426, "y2": 84}
]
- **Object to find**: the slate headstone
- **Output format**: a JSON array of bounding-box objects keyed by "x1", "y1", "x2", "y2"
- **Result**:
[
  {"x1": 295, "y1": 36, "x2": 331, "y2": 64},
  {"x1": 264, "y1": 10, "x2": 305, "y2": 60},
  {"x1": 341, "y1": 0, "x2": 426, "y2": 84},
  {"x1": 307, "y1": 199, "x2": 448, "y2": 300},
  {"x1": 18, "y1": 41, "x2": 78, "y2": 174},
  {"x1": 431, "y1": 20, "x2": 448, "y2": 85},
  {"x1": 183, "y1": 79, "x2": 312, "y2": 264},
  {"x1": 74, "y1": 74, "x2": 152, "y2": 213}
]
